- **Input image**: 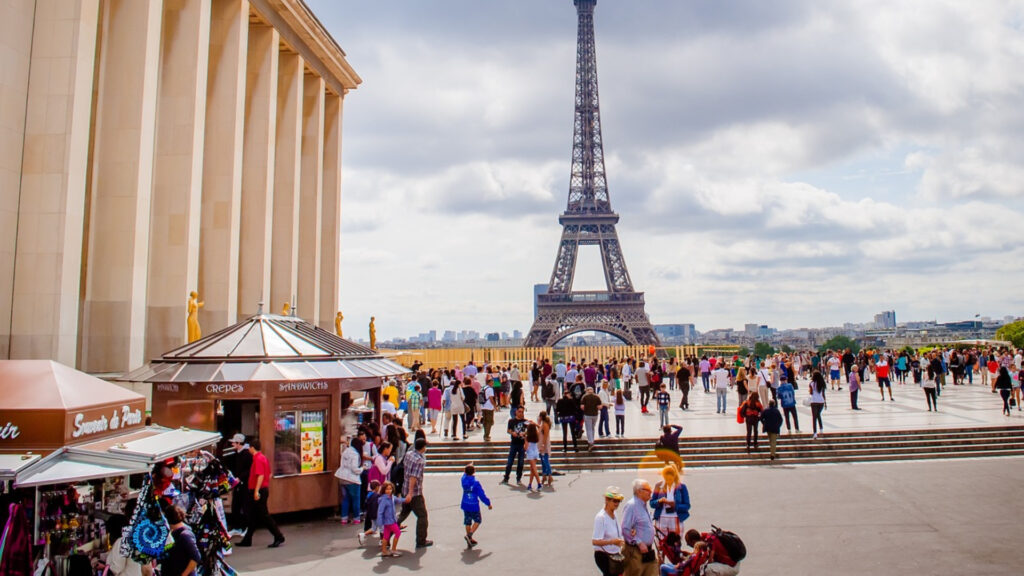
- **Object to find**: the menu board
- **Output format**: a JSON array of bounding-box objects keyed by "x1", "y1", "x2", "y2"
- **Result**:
[{"x1": 300, "y1": 411, "x2": 325, "y2": 474}]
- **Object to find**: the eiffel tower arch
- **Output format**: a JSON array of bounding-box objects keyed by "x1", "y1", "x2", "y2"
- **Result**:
[{"x1": 525, "y1": 0, "x2": 658, "y2": 348}]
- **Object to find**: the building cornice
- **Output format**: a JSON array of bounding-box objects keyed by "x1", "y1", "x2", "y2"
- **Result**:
[{"x1": 250, "y1": 0, "x2": 362, "y2": 96}]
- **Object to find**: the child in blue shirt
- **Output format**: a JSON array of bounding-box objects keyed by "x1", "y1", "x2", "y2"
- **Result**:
[{"x1": 459, "y1": 464, "x2": 492, "y2": 548}]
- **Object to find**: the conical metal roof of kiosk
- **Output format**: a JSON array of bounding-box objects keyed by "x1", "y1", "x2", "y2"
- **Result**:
[{"x1": 119, "y1": 311, "x2": 408, "y2": 383}]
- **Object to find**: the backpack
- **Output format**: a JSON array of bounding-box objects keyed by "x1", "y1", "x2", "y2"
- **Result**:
[{"x1": 710, "y1": 525, "x2": 746, "y2": 563}]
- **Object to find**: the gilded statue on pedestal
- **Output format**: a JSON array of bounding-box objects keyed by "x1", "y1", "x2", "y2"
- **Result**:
[
  {"x1": 369, "y1": 316, "x2": 377, "y2": 350},
  {"x1": 282, "y1": 302, "x2": 290, "y2": 316},
  {"x1": 335, "y1": 311, "x2": 344, "y2": 338},
  {"x1": 187, "y1": 291, "x2": 204, "y2": 343}
]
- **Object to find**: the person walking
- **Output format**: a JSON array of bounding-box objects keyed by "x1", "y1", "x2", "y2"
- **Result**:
[
  {"x1": 481, "y1": 382, "x2": 496, "y2": 441},
  {"x1": 335, "y1": 437, "x2": 363, "y2": 525},
  {"x1": 376, "y1": 482, "x2": 403, "y2": 558},
  {"x1": 740, "y1": 393, "x2": 763, "y2": 452},
  {"x1": 654, "y1": 384, "x2": 672, "y2": 427},
  {"x1": 636, "y1": 361, "x2": 651, "y2": 413},
  {"x1": 225, "y1": 434, "x2": 251, "y2": 537},
  {"x1": 993, "y1": 366, "x2": 1013, "y2": 416},
  {"x1": 581, "y1": 386, "x2": 603, "y2": 450},
  {"x1": 810, "y1": 371, "x2": 827, "y2": 440},
  {"x1": 925, "y1": 353, "x2": 943, "y2": 412},
  {"x1": 524, "y1": 421, "x2": 542, "y2": 492},
  {"x1": 556, "y1": 389, "x2": 580, "y2": 453},
  {"x1": 614, "y1": 389, "x2": 627, "y2": 438},
  {"x1": 677, "y1": 361, "x2": 691, "y2": 410},
  {"x1": 598, "y1": 380, "x2": 612, "y2": 438},
  {"x1": 238, "y1": 440, "x2": 284, "y2": 548},
  {"x1": 848, "y1": 368, "x2": 861, "y2": 410},
  {"x1": 159, "y1": 506, "x2": 201, "y2": 576},
  {"x1": 761, "y1": 400, "x2": 784, "y2": 460},
  {"x1": 396, "y1": 437, "x2": 432, "y2": 548},
  {"x1": 500, "y1": 406, "x2": 528, "y2": 485},
  {"x1": 650, "y1": 463, "x2": 690, "y2": 537},
  {"x1": 460, "y1": 464, "x2": 492, "y2": 549},
  {"x1": 620, "y1": 479, "x2": 658, "y2": 576},
  {"x1": 592, "y1": 487, "x2": 626, "y2": 576},
  {"x1": 699, "y1": 356, "x2": 711, "y2": 393},
  {"x1": 712, "y1": 360, "x2": 731, "y2": 415},
  {"x1": 538, "y1": 410, "x2": 554, "y2": 487},
  {"x1": 448, "y1": 379, "x2": 466, "y2": 440},
  {"x1": 427, "y1": 382, "x2": 442, "y2": 435}
]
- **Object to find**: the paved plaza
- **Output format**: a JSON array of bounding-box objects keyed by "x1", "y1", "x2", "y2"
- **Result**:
[
  {"x1": 230, "y1": 457, "x2": 1024, "y2": 575},
  {"x1": 227, "y1": 379, "x2": 1024, "y2": 575}
]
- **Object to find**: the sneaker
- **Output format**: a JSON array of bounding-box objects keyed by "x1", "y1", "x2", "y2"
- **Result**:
[
  {"x1": 357, "y1": 532, "x2": 365, "y2": 546},
  {"x1": 499, "y1": 478, "x2": 509, "y2": 485},
  {"x1": 268, "y1": 538, "x2": 285, "y2": 548},
  {"x1": 416, "y1": 540, "x2": 434, "y2": 549},
  {"x1": 340, "y1": 519, "x2": 348, "y2": 525},
  {"x1": 812, "y1": 433, "x2": 818, "y2": 440}
]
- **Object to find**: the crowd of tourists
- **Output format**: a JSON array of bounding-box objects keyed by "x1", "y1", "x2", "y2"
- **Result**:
[{"x1": 316, "y1": 344, "x2": 1023, "y2": 565}]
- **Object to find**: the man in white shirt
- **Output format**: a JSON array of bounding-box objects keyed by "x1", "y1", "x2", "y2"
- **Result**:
[
  {"x1": 566, "y1": 364, "x2": 580, "y2": 388},
  {"x1": 712, "y1": 360, "x2": 732, "y2": 414}
]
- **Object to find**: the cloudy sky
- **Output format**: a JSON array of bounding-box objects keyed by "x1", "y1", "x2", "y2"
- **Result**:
[{"x1": 307, "y1": 0, "x2": 1024, "y2": 341}]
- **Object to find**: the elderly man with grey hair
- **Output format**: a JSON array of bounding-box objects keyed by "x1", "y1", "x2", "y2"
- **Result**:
[{"x1": 618, "y1": 478, "x2": 658, "y2": 576}]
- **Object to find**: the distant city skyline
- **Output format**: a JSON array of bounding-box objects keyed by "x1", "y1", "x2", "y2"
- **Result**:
[{"x1": 310, "y1": 1, "x2": 1024, "y2": 341}]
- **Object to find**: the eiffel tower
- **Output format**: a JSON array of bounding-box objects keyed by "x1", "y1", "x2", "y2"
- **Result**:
[{"x1": 524, "y1": 0, "x2": 658, "y2": 348}]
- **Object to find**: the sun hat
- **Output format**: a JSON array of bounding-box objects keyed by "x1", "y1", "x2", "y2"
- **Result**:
[{"x1": 604, "y1": 486, "x2": 625, "y2": 501}]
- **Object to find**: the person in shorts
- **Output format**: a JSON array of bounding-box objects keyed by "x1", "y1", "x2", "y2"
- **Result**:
[
  {"x1": 827, "y1": 353, "x2": 842, "y2": 390},
  {"x1": 459, "y1": 464, "x2": 492, "y2": 548},
  {"x1": 876, "y1": 355, "x2": 893, "y2": 401}
]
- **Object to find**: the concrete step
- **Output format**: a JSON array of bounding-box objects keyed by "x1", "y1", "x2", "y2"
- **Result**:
[{"x1": 422, "y1": 425, "x2": 1024, "y2": 473}]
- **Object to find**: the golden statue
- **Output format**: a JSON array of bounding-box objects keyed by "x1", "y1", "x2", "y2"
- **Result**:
[
  {"x1": 281, "y1": 302, "x2": 290, "y2": 316},
  {"x1": 335, "y1": 311, "x2": 344, "y2": 338},
  {"x1": 369, "y1": 316, "x2": 377, "y2": 350},
  {"x1": 187, "y1": 291, "x2": 204, "y2": 343}
]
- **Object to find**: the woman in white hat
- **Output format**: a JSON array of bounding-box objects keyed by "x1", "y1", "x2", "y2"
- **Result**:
[{"x1": 592, "y1": 486, "x2": 625, "y2": 576}]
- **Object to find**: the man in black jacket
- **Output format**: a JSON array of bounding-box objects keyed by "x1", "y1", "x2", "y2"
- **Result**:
[
  {"x1": 226, "y1": 433, "x2": 252, "y2": 535},
  {"x1": 555, "y1": 390, "x2": 580, "y2": 453}
]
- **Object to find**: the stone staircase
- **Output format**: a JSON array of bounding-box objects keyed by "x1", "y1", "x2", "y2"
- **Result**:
[{"x1": 423, "y1": 425, "x2": 1024, "y2": 473}]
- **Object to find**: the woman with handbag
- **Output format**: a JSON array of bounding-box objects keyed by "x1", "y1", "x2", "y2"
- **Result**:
[{"x1": 592, "y1": 486, "x2": 626, "y2": 576}]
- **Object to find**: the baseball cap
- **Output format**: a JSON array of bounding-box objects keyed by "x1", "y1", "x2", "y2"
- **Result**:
[{"x1": 230, "y1": 433, "x2": 245, "y2": 444}]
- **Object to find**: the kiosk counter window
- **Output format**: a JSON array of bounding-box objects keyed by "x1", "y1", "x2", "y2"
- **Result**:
[{"x1": 273, "y1": 408, "x2": 326, "y2": 476}]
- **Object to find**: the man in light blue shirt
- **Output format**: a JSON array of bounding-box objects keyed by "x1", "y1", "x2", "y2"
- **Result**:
[{"x1": 619, "y1": 479, "x2": 657, "y2": 575}]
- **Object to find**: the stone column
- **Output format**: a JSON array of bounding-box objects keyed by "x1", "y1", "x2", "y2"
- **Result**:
[
  {"x1": 81, "y1": 0, "x2": 164, "y2": 373},
  {"x1": 0, "y1": 0, "x2": 41, "y2": 359},
  {"x1": 318, "y1": 93, "x2": 343, "y2": 331},
  {"x1": 198, "y1": 0, "x2": 248, "y2": 331},
  {"x1": 238, "y1": 24, "x2": 278, "y2": 318},
  {"x1": 270, "y1": 51, "x2": 303, "y2": 314},
  {"x1": 297, "y1": 74, "x2": 324, "y2": 324},
  {"x1": 11, "y1": 0, "x2": 101, "y2": 365},
  {"x1": 146, "y1": 0, "x2": 211, "y2": 360}
]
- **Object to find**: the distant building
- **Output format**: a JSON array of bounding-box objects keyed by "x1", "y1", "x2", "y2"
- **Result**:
[
  {"x1": 533, "y1": 284, "x2": 548, "y2": 319},
  {"x1": 654, "y1": 324, "x2": 696, "y2": 343},
  {"x1": 485, "y1": 332, "x2": 500, "y2": 342},
  {"x1": 874, "y1": 310, "x2": 897, "y2": 329},
  {"x1": 513, "y1": 329, "x2": 523, "y2": 340},
  {"x1": 442, "y1": 330, "x2": 457, "y2": 342}
]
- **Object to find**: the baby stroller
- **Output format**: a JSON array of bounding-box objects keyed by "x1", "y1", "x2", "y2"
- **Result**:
[{"x1": 655, "y1": 528, "x2": 684, "y2": 566}]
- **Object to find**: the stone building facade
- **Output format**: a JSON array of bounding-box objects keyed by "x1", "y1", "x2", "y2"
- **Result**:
[{"x1": 0, "y1": 0, "x2": 360, "y2": 373}]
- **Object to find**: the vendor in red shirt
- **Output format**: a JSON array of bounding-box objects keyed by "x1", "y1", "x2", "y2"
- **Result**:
[
  {"x1": 238, "y1": 439, "x2": 285, "y2": 548},
  {"x1": 663, "y1": 530, "x2": 739, "y2": 576}
]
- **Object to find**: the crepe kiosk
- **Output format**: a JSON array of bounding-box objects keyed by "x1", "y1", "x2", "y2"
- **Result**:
[
  {"x1": 120, "y1": 310, "x2": 409, "y2": 514},
  {"x1": 0, "y1": 360, "x2": 220, "y2": 575}
]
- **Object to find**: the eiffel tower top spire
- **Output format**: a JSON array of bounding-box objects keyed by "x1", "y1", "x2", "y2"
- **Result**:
[
  {"x1": 567, "y1": 0, "x2": 611, "y2": 215},
  {"x1": 523, "y1": 1, "x2": 658, "y2": 348}
]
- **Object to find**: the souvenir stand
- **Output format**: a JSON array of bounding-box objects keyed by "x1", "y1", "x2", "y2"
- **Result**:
[
  {"x1": 0, "y1": 360, "x2": 222, "y2": 576},
  {"x1": 119, "y1": 310, "x2": 409, "y2": 514}
]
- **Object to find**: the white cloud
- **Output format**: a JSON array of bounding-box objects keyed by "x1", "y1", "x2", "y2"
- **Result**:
[{"x1": 312, "y1": 0, "x2": 1024, "y2": 338}]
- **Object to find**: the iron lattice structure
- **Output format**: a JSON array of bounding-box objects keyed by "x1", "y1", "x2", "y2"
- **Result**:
[{"x1": 525, "y1": 0, "x2": 659, "y2": 348}]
